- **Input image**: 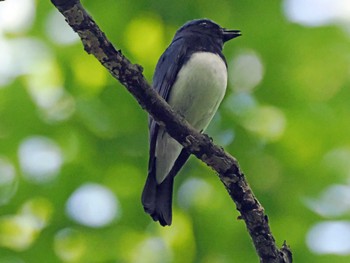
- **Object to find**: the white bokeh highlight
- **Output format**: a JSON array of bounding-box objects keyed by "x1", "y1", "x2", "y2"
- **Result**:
[
  {"x1": 305, "y1": 185, "x2": 350, "y2": 217},
  {"x1": 0, "y1": 38, "x2": 51, "y2": 86},
  {"x1": 0, "y1": 158, "x2": 17, "y2": 205},
  {"x1": 307, "y1": 221, "x2": 350, "y2": 255},
  {"x1": 284, "y1": 0, "x2": 350, "y2": 27},
  {"x1": 229, "y1": 50, "x2": 264, "y2": 92},
  {"x1": 18, "y1": 136, "x2": 63, "y2": 183},
  {"x1": 224, "y1": 92, "x2": 257, "y2": 116},
  {"x1": 0, "y1": 0, "x2": 35, "y2": 34},
  {"x1": 132, "y1": 237, "x2": 172, "y2": 263},
  {"x1": 0, "y1": 34, "x2": 75, "y2": 121},
  {"x1": 46, "y1": 10, "x2": 79, "y2": 45},
  {"x1": 177, "y1": 177, "x2": 213, "y2": 209},
  {"x1": 66, "y1": 183, "x2": 120, "y2": 228}
]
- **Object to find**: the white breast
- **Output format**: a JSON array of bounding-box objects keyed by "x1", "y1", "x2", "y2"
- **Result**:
[
  {"x1": 155, "y1": 52, "x2": 227, "y2": 184},
  {"x1": 168, "y1": 51, "x2": 227, "y2": 130}
]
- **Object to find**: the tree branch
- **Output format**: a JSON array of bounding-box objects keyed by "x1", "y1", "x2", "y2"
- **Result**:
[{"x1": 51, "y1": 0, "x2": 292, "y2": 262}]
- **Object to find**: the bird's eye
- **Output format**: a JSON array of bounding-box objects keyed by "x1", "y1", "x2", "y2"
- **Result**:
[{"x1": 200, "y1": 22, "x2": 208, "y2": 27}]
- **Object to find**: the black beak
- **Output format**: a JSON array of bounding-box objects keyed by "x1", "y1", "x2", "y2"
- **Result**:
[{"x1": 222, "y1": 29, "x2": 241, "y2": 42}]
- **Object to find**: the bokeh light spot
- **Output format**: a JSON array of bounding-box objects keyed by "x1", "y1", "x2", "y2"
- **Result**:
[
  {"x1": 72, "y1": 54, "x2": 107, "y2": 96},
  {"x1": 0, "y1": 0, "x2": 35, "y2": 33},
  {"x1": 0, "y1": 38, "x2": 51, "y2": 86},
  {"x1": 284, "y1": 0, "x2": 350, "y2": 27},
  {"x1": 54, "y1": 228, "x2": 86, "y2": 262},
  {"x1": 307, "y1": 221, "x2": 350, "y2": 255},
  {"x1": 131, "y1": 237, "x2": 172, "y2": 263},
  {"x1": 158, "y1": 212, "x2": 195, "y2": 263},
  {"x1": 46, "y1": 9, "x2": 79, "y2": 45},
  {"x1": 229, "y1": 50, "x2": 264, "y2": 92},
  {"x1": 66, "y1": 183, "x2": 120, "y2": 227},
  {"x1": 224, "y1": 92, "x2": 257, "y2": 116},
  {"x1": 124, "y1": 14, "x2": 165, "y2": 70},
  {"x1": 305, "y1": 185, "x2": 350, "y2": 217},
  {"x1": 213, "y1": 129, "x2": 235, "y2": 146},
  {"x1": 24, "y1": 49, "x2": 75, "y2": 123},
  {"x1": 241, "y1": 105, "x2": 287, "y2": 141},
  {"x1": 0, "y1": 215, "x2": 40, "y2": 251},
  {"x1": 0, "y1": 158, "x2": 18, "y2": 205},
  {"x1": 178, "y1": 177, "x2": 213, "y2": 209},
  {"x1": 18, "y1": 136, "x2": 63, "y2": 183},
  {"x1": 19, "y1": 198, "x2": 53, "y2": 230}
]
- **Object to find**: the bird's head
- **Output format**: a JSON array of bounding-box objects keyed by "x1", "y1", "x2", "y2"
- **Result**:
[{"x1": 174, "y1": 19, "x2": 241, "y2": 47}]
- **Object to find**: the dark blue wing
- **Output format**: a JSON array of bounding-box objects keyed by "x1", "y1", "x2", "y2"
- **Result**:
[
  {"x1": 153, "y1": 38, "x2": 189, "y2": 99},
  {"x1": 142, "y1": 38, "x2": 192, "y2": 226},
  {"x1": 148, "y1": 37, "x2": 190, "y2": 164}
]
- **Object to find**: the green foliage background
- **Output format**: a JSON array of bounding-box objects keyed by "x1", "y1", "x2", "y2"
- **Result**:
[{"x1": 1, "y1": 0, "x2": 350, "y2": 262}]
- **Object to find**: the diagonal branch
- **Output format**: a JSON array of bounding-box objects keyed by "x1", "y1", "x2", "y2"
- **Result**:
[{"x1": 51, "y1": 0, "x2": 292, "y2": 262}]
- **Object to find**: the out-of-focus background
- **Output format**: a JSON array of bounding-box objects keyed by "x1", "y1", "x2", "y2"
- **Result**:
[{"x1": 1, "y1": 0, "x2": 350, "y2": 262}]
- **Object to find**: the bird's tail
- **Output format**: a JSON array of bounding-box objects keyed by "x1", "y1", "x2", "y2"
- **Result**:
[
  {"x1": 142, "y1": 149, "x2": 190, "y2": 226},
  {"x1": 142, "y1": 165, "x2": 174, "y2": 226}
]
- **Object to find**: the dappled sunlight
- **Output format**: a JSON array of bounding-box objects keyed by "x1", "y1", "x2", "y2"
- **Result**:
[
  {"x1": 307, "y1": 221, "x2": 350, "y2": 255},
  {"x1": 0, "y1": 0, "x2": 35, "y2": 34},
  {"x1": 158, "y1": 212, "x2": 196, "y2": 263},
  {"x1": 224, "y1": 92, "x2": 257, "y2": 116},
  {"x1": 133, "y1": 213, "x2": 195, "y2": 263},
  {"x1": 0, "y1": 36, "x2": 75, "y2": 121},
  {"x1": 19, "y1": 198, "x2": 53, "y2": 230},
  {"x1": 54, "y1": 228, "x2": 86, "y2": 262},
  {"x1": 66, "y1": 183, "x2": 120, "y2": 228},
  {"x1": 213, "y1": 129, "x2": 235, "y2": 146},
  {"x1": 25, "y1": 56, "x2": 76, "y2": 122},
  {"x1": 18, "y1": 136, "x2": 63, "y2": 183},
  {"x1": 46, "y1": 9, "x2": 80, "y2": 45},
  {"x1": 0, "y1": 158, "x2": 18, "y2": 205},
  {"x1": 131, "y1": 237, "x2": 172, "y2": 263},
  {"x1": 72, "y1": 54, "x2": 108, "y2": 96},
  {"x1": 124, "y1": 14, "x2": 166, "y2": 74},
  {"x1": 0, "y1": 215, "x2": 40, "y2": 251},
  {"x1": 305, "y1": 184, "x2": 350, "y2": 217},
  {"x1": 177, "y1": 177, "x2": 214, "y2": 210},
  {"x1": 0, "y1": 197, "x2": 52, "y2": 251},
  {"x1": 0, "y1": 38, "x2": 13, "y2": 86},
  {"x1": 229, "y1": 50, "x2": 264, "y2": 93},
  {"x1": 0, "y1": 38, "x2": 50, "y2": 86},
  {"x1": 241, "y1": 105, "x2": 287, "y2": 141},
  {"x1": 284, "y1": 0, "x2": 350, "y2": 27}
]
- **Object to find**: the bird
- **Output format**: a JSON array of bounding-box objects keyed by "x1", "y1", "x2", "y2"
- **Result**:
[{"x1": 141, "y1": 18, "x2": 241, "y2": 226}]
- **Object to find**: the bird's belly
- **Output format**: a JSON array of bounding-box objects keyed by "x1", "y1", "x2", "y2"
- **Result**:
[
  {"x1": 155, "y1": 52, "x2": 227, "y2": 183},
  {"x1": 168, "y1": 52, "x2": 227, "y2": 131}
]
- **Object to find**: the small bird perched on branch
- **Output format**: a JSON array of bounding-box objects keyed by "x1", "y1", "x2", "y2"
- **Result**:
[{"x1": 142, "y1": 18, "x2": 241, "y2": 226}]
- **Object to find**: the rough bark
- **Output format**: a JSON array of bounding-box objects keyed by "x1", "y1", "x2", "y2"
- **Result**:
[{"x1": 50, "y1": 0, "x2": 293, "y2": 262}]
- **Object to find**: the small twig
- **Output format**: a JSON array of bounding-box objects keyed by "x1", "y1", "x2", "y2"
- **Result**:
[{"x1": 50, "y1": 0, "x2": 292, "y2": 262}]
